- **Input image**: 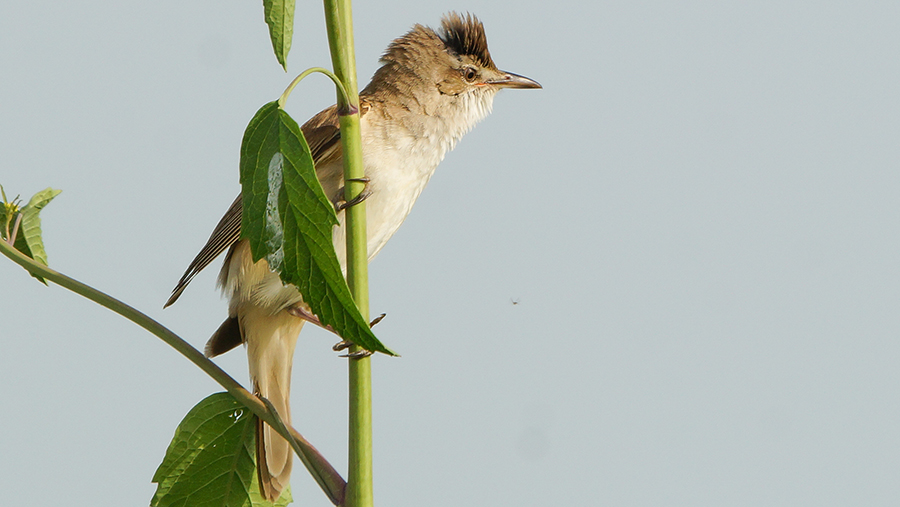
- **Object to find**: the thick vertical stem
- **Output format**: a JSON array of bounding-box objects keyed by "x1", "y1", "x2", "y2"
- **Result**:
[
  {"x1": 321, "y1": 1, "x2": 373, "y2": 507},
  {"x1": 346, "y1": 349, "x2": 373, "y2": 507}
]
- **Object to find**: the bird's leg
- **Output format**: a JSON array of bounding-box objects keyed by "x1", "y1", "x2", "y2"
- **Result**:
[
  {"x1": 286, "y1": 305, "x2": 336, "y2": 333},
  {"x1": 335, "y1": 177, "x2": 372, "y2": 211},
  {"x1": 288, "y1": 305, "x2": 370, "y2": 358}
]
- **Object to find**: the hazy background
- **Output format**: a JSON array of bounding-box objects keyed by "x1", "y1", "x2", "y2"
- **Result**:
[{"x1": 2, "y1": 1, "x2": 899, "y2": 505}]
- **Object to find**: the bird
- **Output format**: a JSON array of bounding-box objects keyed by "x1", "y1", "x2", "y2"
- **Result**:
[{"x1": 164, "y1": 12, "x2": 540, "y2": 501}]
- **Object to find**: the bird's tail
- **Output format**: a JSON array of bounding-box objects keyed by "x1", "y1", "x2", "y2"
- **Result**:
[{"x1": 243, "y1": 307, "x2": 305, "y2": 501}]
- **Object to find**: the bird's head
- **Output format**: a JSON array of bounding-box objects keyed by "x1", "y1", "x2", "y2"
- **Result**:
[{"x1": 365, "y1": 12, "x2": 541, "y2": 112}]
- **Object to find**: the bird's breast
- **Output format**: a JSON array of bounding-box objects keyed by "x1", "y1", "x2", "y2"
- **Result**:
[
  {"x1": 331, "y1": 114, "x2": 448, "y2": 267},
  {"x1": 226, "y1": 96, "x2": 491, "y2": 314}
]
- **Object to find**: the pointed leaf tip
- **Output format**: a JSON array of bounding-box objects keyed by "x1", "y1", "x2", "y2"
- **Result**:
[{"x1": 263, "y1": 0, "x2": 295, "y2": 70}]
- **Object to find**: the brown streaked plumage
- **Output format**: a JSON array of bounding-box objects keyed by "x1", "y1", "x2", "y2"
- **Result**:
[{"x1": 165, "y1": 12, "x2": 540, "y2": 501}]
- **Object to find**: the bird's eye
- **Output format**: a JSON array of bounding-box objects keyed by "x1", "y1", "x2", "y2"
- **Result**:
[{"x1": 463, "y1": 67, "x2": 478, "y2": 82}]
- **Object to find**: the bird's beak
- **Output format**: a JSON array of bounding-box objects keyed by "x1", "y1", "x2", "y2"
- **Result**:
[{"x1": 488, "y1": 71, "x2": 542, "y2": 89}]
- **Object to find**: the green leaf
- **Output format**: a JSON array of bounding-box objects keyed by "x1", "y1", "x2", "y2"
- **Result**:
[
  {"x1": 263, "y1": 0, "x2": 295, "y2": 70},
  {"x1": 240, "y1": 101, "x2": 394, "y2": 355},
  {"x1": 0, "y1": 208, "x2": 9, "y2": 242},
  {"x1": 151, "y1": 392, "x2": 292, "y2": 507},
  {"x1": 12, "y1": 188, "x2": 61, "y2": 284}
]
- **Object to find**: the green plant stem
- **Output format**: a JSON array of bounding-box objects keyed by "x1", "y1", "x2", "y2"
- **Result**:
[
  {"x1": 0, "y1": 239, "x2": 346, "y2": 505},
  {"x1": 278, "y1": 67, "x2": 351, "y2": 110},
  {"x1": 346, "y1": 349, "x2": 373, "y2": 507},
  {"x1": 322, "y1": 1, "x2": 374, "y2": 506}
]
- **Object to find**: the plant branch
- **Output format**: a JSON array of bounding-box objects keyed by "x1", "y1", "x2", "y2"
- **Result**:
[
  {"x1": 278, "y1": 67, "x2": 354, "y2": 114},
  {"x1": 0, "y1": 239, "x2": 346, "y2": 505}
]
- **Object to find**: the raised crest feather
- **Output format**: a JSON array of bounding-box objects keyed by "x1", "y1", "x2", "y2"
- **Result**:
[{"x1": 438, "y1": 12, "x2": 497, "y2": 70}]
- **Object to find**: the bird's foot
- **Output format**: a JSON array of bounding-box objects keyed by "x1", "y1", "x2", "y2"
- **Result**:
[
  {"x1": 336, "y1": 177, "x2": 372, "y2": 211},
  {"x1": 332, "y1": 340, "x2": 374, "y2": 358},
  {"x1": 343, "y1": 349, "x2": 373, "y2": 359},
  {"x1": 332, "y1": 314, "x2": 384, "y2": 357}
]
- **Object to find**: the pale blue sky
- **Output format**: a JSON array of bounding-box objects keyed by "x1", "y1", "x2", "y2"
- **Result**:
[{"x1": 2, "y1": 1, "x2": 900, "y2": 506}]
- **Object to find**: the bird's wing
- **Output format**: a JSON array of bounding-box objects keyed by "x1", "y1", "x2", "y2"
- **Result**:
[
  {"x1": 163, "y1": 194, "x2": 242, "y2": 307},
  {"x1": 164, "y1": 101, "x2": 369, "y2": 307}
]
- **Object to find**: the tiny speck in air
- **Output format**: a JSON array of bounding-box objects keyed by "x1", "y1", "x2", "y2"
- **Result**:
[{"x1": 511, "y1": 298, "x2": 520, "y2": 305}]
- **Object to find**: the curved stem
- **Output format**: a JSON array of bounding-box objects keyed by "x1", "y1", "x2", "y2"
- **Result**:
[
  {"x1": 0, "y1": 240, "x2": 346, "y2": 505},
  {"x1": 278, "y1": 67, "x2": 352, "y2": 112}
]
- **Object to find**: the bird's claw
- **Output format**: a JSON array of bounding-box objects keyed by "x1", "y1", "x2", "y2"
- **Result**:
[
  {"x1": 332, "y1": 310, "x2": 383, "y2": 355},
  {"x1": 332, "y1": 340, "x2": 353, "y2": 352},
  {"x1": 340, "y1": 349, "x2": 373, "y2": 359},
  {"x1": 336, "y1": 190, "x2": 372, "y2": 211},
  {"x1": 336, "y1": 177, "x2": 372, "y2": 211},
  {"x1": 333, "y1": 340, "x2": 374, "y2": 358},
  {"x1": 370, "y1": 313, "x2": 386, "y2": 328}
]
